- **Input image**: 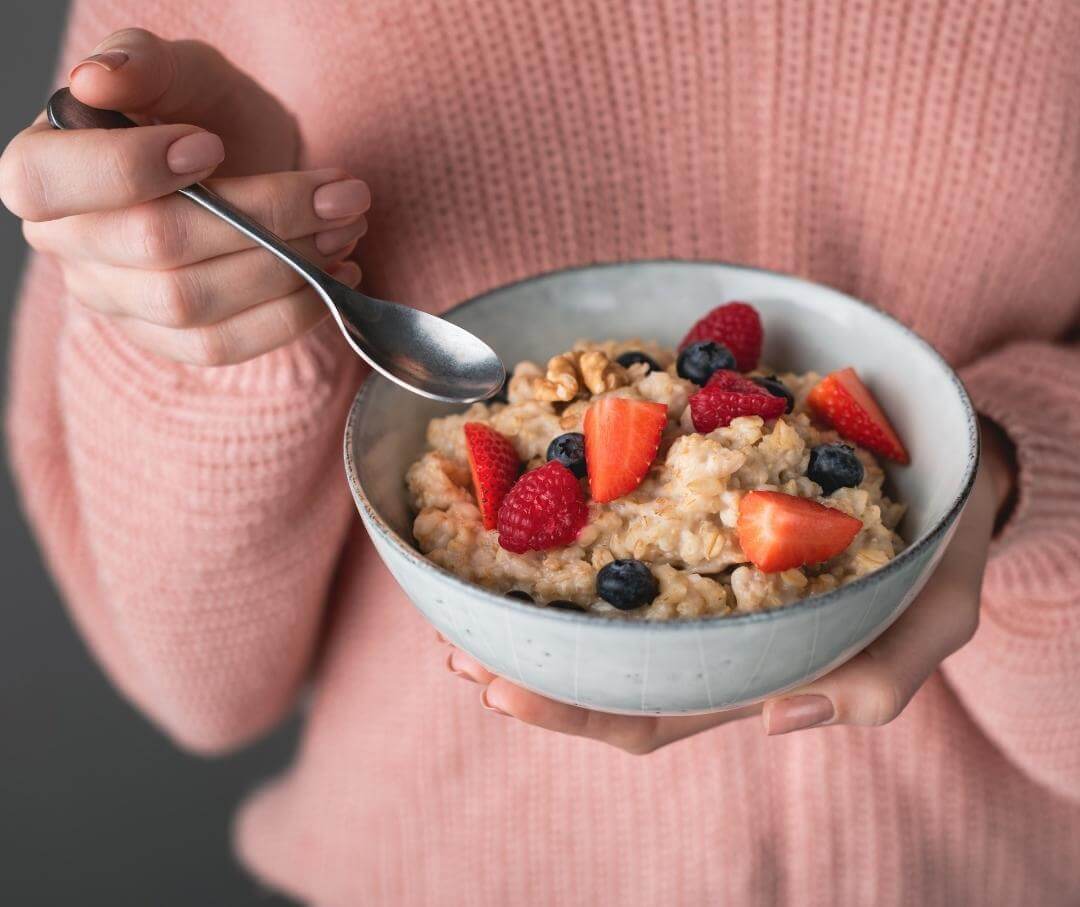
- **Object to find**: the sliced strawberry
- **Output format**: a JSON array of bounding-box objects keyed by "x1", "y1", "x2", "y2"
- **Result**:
[
  {"x1": 736, "y1": 491, "x2": 862, "y2": 573},
  {"x1": 679, "y1": 301, "x2": 763, "y2": 371},
  {"x1": 689, "y1": 370, "x2": 787, "y2": 432},
  {"x1": 464, "y1": 422, "x2": 521, "y2": 529},
  {"x1": 497, "y1": 461, "x2": 589, "y2": 553},
  {"x1": 583, "y1": 397, "x2": 668, "y2": 503},
  {"x1": 807, "y1": 368, "x2": 909, "y2": 464}
]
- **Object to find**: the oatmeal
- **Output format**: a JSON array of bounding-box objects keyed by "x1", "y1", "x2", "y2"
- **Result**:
[{"x1": 406, "y1": 304, "x2": 907, "y2": 620}]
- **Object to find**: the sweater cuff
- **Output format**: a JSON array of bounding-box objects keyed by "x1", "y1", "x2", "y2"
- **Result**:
[{"x1": 960, "y1": 341, "x2": 1080, "y2": 603}]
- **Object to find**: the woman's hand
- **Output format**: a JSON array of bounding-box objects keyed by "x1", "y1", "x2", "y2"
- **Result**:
[
  {"x1": 441, "y1": 419, "x2": 1015, "y2": 752},
  {"x1": 0, "y1": 28, "x2": 370, "y2": 365}
]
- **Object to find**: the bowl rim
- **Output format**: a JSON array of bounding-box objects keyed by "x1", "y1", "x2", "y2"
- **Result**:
[{"x1": 344, "y1": 259, "x2": 981, "y2": 631}]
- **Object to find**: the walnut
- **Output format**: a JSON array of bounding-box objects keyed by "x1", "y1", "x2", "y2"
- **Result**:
[
  {"x1": 544, "y1": 352, "x2": 582, "y2": 401},
  {"x1": 579, "y1": 350, "x2": 629, "y2": 394}
]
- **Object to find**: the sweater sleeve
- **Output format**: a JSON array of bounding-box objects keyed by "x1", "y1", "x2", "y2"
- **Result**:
[
  {"x1": 6, "y1": 247, "x2": 362, "y2": 754},
  {"x1": 942, "y1": 338, "x2": 1080, "y2": 801}
]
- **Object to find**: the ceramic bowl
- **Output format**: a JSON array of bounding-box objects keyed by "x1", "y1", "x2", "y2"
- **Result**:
[{"x1": 344, "y1": 261, "x2": 979, "y2": 715}]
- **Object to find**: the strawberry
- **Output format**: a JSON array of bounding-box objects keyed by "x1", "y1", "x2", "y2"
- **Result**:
[
  {"x1": 680, "y1": 301, "x2": 763, "y2": 371},
  {"x1": 464, "y1": 423, "x2": 521, "y2": 529},
  {"x1": 583, "y1": 397, "x2": 668, "y2": 503},
  {"x1": 807, "y1": 368, "x2": 909, "y2": 464},
  {"x1": 689, "y1": 370, "x2": 787, "y2": 432},
  {"x1": 736, "y1": 490, "x2": 862, "y2": 573},
  {"x1": 497, "y1": 461, "x2": 589, "y2": 553}
]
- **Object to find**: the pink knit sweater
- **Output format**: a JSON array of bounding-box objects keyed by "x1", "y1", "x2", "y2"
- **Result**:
[{"x1": 7, "y1": 1, "x2": 1080, "y2": 904}]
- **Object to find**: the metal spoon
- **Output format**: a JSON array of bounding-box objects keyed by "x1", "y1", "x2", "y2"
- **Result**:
[{"x1": 46, "y1": 88, "x2": 504, "y2": 403}]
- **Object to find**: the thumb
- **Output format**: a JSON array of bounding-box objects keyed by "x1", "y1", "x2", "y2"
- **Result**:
[{"x1": 68, "y1": 28, "x2": 298, "y2": 175}]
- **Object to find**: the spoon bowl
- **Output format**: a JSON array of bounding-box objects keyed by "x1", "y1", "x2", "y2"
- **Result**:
[{"x1": 46, "y1": 87, "x2": 505, "y2": 403}]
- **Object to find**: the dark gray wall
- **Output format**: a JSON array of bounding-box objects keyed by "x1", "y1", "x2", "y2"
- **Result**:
[{"x1": 0, "y1": 7, "x2": 299, "y2": 905}]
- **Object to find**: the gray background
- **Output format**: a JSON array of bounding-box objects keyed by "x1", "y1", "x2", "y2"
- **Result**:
[{"x1": 0, "y1": 5, "x2": 300, "y2": 905}]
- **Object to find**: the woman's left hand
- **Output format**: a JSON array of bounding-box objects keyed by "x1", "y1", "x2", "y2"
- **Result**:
[{"x1": 440, "y1": 419, "x2": 1015, "y2": 752}]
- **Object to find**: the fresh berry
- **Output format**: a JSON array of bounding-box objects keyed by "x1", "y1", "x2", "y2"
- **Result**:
[
  {"x1": 546, "y1": 432, "x2": 587, "y2": 478},
  {"x1": 751, "y1": 374, "x2": 795, "y2": 413},
  {"x1": 807, "y1": 368, "x2": 909, "y2": 463},
  {"x1": 506, "y1": 589, "x2": 533, "y2": 602},
  {"x1": 583, "y1": 397, "x2": 668, "y2": 503},
  {"x1": 689, "y1": 370, "x2": 788, "y2": 432},
  {"x1": 677, "y1": 340, "x2": 738, "y2": 385},
  {"x1": 464, "y1": 423, "x2": 521, "y2": 529},
  {"x1": 616, "y1": 350, "x2": 661, "y2": 373},
  {"x1": 596, "y1": 559, "x2": 659, "y2": 610},
  {"x1": 680, "y1": 302, "x2": 763, "y2": 371},
  {"x1": 807, "y1": 443, "x2": 864, "y2": 495},
  {"x1": 547, "y1": 599, "x2": 584, "y2": 611},
  {"x1": 737, "y1": 491, "x2": 862, "y2": 573},
  {"x1": 497, "y1": 461, "x2": 589, "y2": 554}
]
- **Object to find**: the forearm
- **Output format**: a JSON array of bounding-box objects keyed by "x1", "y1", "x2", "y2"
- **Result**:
[
  {"x1": 941, "y1": 340, "x2": 1080, "y2": 800},
  {"x1": 7, "y1": 254, "x2": 362, "y2": 753}
]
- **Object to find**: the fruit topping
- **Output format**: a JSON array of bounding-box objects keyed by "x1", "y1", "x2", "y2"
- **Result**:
[
  {"x1": 546, "y1": 432, "x2": 588, "y2": 478},
  {"x1": 583, "y1": 397, "x2": 668, "y2": 503},
  {"x1": 736, "y1": 490, "x2": 862, "y2": 573},
  {"x1": 464, "y1": 423, "x2": 521, "y2": 529},
  {"x1": 807, "y1": 443, "x2": 865, "y2": 495},
  {"x1": 596, "y1": 559, "x2": 659, "y2": 610},
  {"x1": 807, "y1": 368, "x2": 909, "y2": 463},
  {"x1": 751, "y1": 374, "x2": 795, "y2": 413},
  {"x1": 676, "y1": 340, "x2": 738, "y2": 385},
  {"x1": 616, "y1": 350, "x2": 661, "y2": 373},
  {"x1": 497, "y1": 461, "x2": 589, "y2": 554},
  {"x1": 679, "y1": 302, "x2": 763, "y2": 371},
  {"x1": 689, "y1": 370, "x2": 788, "y2": 432}
]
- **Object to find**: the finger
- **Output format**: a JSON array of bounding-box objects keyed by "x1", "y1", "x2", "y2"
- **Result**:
[
  {"x1": 482, "y1": 676, "x2": 759, "y2": 754},
  {"x1": 763, "y1": 470, "x2": 996, "y2": 735},
  {"x1": 63, "y1": 223, "x2": 365, "y2": 327},
  {"x1": 0, "y1": 118, "x2": 223, "y2": 221},
  {"x1": 68, "y1": 29, "x2": 298, "y2": 173},
  {"x1": 24, "y1": 169, "x2": 370, "y2": 268},
  {"x1": 111, "y1": 261, "x2": 361, "y2": 366},
  {"x1": 446, "y1": 648, "x2": 497, "y2": 684}
]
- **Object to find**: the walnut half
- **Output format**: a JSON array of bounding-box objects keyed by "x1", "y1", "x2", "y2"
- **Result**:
[{"x1": 513, "y1": 350, "x2": 630, "y2": 402}]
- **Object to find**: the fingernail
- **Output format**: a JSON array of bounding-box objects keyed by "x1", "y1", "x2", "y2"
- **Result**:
[
  {"x1": 481, "y1": 688, "x2": 509, "y2": 717},
  {"x1": 313, "y1": 179, "x2": 371, "y2": 219},
  {"x1": 166, "y1": 132, "x2": 225, "y2": 175},
  {"x1": 315, "y1": 219, "x2": 366, "y2": 256},
  {"x1": 765, "y1": 695, "x2": 835, "y2": 736},
  {"x1": 69, "y1": 50, "x2": 129, "y2": 79},
  {"x1": 446, "y1": 652, "x2": 470, "y2": 679}
]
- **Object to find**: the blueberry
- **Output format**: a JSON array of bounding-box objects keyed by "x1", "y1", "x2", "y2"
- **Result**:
[
  {"x1": 546, "y1": 432, "x2": 587, "y2": 478},
  {"x1": 506, "y1": 589, "x2": 533, "y2": 602},
  {"x1": 807, "y1": 443, "x2": 865, "y2": 495},
  {"x1": 596, "y1": 559, "x2": 659, "y2": 610},
  {"x1": 547, "y1": 599, "x2": 584, "y2": 611},
  {"x1": 676, "y1": 341, "x2": 737, "y2": 385},
  {"x1": 752, "y1": 375, "x2": 795, "y2": 413},
  {"x1": 616, "y1": 350, "x2": 661, "y2": 373}
]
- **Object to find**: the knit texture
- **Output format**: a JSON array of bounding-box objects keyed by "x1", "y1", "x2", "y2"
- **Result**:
[{"x1": 6, "y1": 1, "x2": 1080, "y2": 904}]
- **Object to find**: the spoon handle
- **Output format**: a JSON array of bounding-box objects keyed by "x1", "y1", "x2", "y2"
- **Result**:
[{"x1": 46, "y1": 87, "x2": 336, "y2": 297}]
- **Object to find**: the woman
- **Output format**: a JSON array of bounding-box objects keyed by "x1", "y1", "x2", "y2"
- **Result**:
[{"x1": 3, "y1": 2, "x2": 1078, "y2": 904}]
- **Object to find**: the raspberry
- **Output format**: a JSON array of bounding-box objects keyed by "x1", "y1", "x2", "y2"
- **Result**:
[
  {"x1": 497, "y1": 461, "x2": 589, "y2": 554},
  {"x1": 679, "y1": 301, "x2": 763, "y2": 371},
  {"x1": 690, "y1": 369, "x2": 787, "y2": 432}
]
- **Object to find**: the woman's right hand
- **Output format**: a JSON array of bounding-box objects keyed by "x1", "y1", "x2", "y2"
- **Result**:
[{"x1": 0, "y1": 28, "x2": 371, "y2": 366}]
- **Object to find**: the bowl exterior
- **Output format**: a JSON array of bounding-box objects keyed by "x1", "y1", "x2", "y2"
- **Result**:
[{"x1": 359, "y1": 506, "x2": 958, "y2": 715}]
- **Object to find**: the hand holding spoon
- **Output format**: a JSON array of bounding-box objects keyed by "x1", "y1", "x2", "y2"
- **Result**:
[{"x1": 46, "y1": 88, "x2": 504, "y2": 403}]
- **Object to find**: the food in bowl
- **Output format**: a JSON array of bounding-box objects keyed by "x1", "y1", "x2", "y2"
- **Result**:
[{"x1": 406, "y1": 301, "x2": 910, "y2": 621}]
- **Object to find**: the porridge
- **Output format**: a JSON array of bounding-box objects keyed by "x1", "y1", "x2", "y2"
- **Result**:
[{"x1": 406, "y1": 302, "x2": 908, "y2": 620}]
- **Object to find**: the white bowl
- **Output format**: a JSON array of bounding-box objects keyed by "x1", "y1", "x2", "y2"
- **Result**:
[{"x1": 344, "y1": 261, "x2": 979, "y2": 715}]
